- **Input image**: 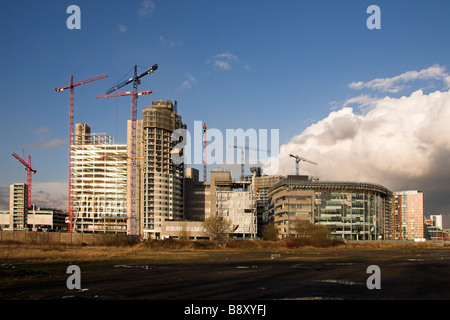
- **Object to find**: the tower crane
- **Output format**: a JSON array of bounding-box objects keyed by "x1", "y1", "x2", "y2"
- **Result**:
[
  {"x1": 230, "y1": 145, "x2": 268, "y2": 179},
  {"x1": 12, "y1": 151, "x2": 36, "y2": 208},
  {"x1": 289, "y1": 154, "x2": 317, "y2": 175},
  {"x1": 103, "y1": 64, "x2": 158, "y2": 236},
  {"x1": 96, "y1": 90, "x2": 152, "y2": 99},
  {"x1": 96, "y1": 89, "x2": 153, "y2": 236},
  {"x1": 55, "y1": 73, "x2": 108, "y2": 232},
  {"x1": 203, "y1": 123, "x2": 207, "y2": 182}
]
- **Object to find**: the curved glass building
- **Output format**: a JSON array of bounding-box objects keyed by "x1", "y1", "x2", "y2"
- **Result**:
[{"x1": 267, "y1": 177, "x2": 393, "y2": 240}]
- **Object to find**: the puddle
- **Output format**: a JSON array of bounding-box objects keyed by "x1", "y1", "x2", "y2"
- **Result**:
[
  {"x1": 406, "y1": 259, "x2": 425, "y2": 262},
  {"x1": 313, "y1": 279, "x2": 362, "y2": 286},
  {"x1": 290, "y1": 264, "x2": 314, "y2": 270},
  {"x1": 113, "y1": 264, "x2": 151, "y2": 270}
]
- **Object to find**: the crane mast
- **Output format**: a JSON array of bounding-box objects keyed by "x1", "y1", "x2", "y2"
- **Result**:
[
  {"x1": 55, "y1": 73, "x2": 108, "y2": 232},
  {"x1": 104, "y1": 64, "x2": 157, "y2": 236},
  {"x1": 230, "y1": 145, "x2": 267, "y2": 179},
  {"x1": 203, "y1": 123, "x2": 207, "y2": 182}
]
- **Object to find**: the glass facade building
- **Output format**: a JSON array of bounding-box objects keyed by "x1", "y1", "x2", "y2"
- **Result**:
[{"x1": 268, "y1": 179, "x2": 393, "y2": 240}]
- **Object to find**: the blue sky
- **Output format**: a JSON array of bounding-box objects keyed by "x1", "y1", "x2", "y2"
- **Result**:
[{"x1": 1, "y1": 0, "x2": 450, "y2": 224}]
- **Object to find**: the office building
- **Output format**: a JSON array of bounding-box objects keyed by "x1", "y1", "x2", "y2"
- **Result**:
[{"x1": 268, "y1": 179, "x2": 393, "y2": 240}]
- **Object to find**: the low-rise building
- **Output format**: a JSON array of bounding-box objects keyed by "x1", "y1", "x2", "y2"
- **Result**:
[{"x1": 27, "y1": 206, "x2": 68, "y2": 231}]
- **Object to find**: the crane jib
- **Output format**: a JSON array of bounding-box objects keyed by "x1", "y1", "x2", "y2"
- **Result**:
[{"x1": 106, "y1": 64, "x2": 158, "y2": 94}]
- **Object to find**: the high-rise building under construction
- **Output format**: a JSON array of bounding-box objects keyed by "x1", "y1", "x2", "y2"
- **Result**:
[
  {"x1": 135, "y1": 100, "x2": 186, "y2": 239},
  {"x1": 71, "y1": 123, "x2": 128, "y2": 233}
]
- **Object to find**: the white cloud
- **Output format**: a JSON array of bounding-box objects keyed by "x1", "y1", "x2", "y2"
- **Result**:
[
  {"x1": 138, "y1": 0, "x2": 155, "y2": 17},
  {"x1": 349, "y1": 64, "x2": 450, "y2": 93},
  {"x1": 28, "y1": 138, "x2": 67, "y2": 149},
  {"x1": 32, "y1": 182, "x2": 68, "y2": 210},
  {"x1": 209, "y1": 52, "x2": 239, "y2": 71},
  {"x1": 28, "y1": 127, "x2": 67, "y2": 149},
  {"x1": 214, "y1": 52, "x2": 238, "y2": 61},
  {"x1": 343, "y1": 94, "x2": 379, "y2": 113},
  {"x1": 264, "y1": 85, "x2": 450, "y2": 215},
  {"x1": 178, "y1": 74, "x2": 197, "y2": 90},
  {"x1": 118, "y1": 24, "x2": 128, "y2": 33},
  {"x1": 33, "y1": 127, "x2": 50, "y2": 135},
  {"x1": 214, "y1": 60, "x2": 232, "y2": 71},
  {"x1": 159, "y1": 35, "x2": 182, "y2": 48},
  {"x1": 0, "y1": 181, "x2": 68, "y2": 211}
]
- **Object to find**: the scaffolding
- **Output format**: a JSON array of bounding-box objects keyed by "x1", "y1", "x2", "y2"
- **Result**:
[{"x1": 71, "y1": 133, "x2": 128, "y2": 233}]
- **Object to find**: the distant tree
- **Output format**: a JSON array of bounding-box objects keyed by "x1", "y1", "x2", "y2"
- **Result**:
[
  {"x1": 293, "y1": 220, "x2": 316, "y2": 238},
  {"x1": 203, "y1": 216, "x2": 232, "y2": 241},
  {"x1": 310, "y1": 224, "x2": 331, "y2": 244},
  {"x1": 179, "y1": 221, "x2": 189, "y2": 240},
  {"x1": 262, "y1": 222, "x2": 278, "y2": 241},
  {"x1": 293, "y1": 220, "x2": 330, "y2": 240}
]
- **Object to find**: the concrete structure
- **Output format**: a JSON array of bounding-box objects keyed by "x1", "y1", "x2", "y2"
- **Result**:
[
  {"x1": 212, "y1": 170, "x2": 256, "y2": 239},
  {"x1": 71, "y1": 124, "x2": 128, "y2": 233},
  {"x1": 0, "y1": 210, "x2": 10, "y2": 229},
  {"x1": 139, "y1": 100, "x2": 186, "y2": 239},
  {"x1": 268, "y1": 178, "x2": 393, "y2": 240},
  {"x1": 160, "y1": 220, "x2": 208, "y2": 240},
  {"x1": 184, "y1": 168, "x2": 210, "y2": 222},
  {"x1": 27, "y1": 207, "x2": 68, "y2": 231},
  {"x1": 9, "y1": 183, "x2": 28, "y2": 230},
  {"x1": 393, "y1": 190, "x2": 425, "y2": 240}
]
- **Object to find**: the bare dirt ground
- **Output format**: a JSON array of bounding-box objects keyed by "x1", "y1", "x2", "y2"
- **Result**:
[{"x1": 1, "y1": 244, "x2": 449, "y2": 301}]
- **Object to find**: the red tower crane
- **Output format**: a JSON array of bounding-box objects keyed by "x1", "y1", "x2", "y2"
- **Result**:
[
  {"x1": 55, "y1": 73, "x2": 108, "y2": 231},
  {"x1": 102, "y1": 64, "x2": 157, "y2": 236},
  {"x1": 96, "y1": 88, "x2": 154, "y2": 236},
  {"x1": 12, "y1": 151, "x2": 36, "y2": 208}
]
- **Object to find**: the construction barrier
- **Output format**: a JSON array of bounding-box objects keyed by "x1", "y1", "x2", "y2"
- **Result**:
[{"x1": 0, "y1": 230, "x2": 138, "y2": 246}]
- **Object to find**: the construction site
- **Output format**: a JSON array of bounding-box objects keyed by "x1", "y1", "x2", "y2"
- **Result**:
[{"x1": 1, "y1": 64, "x2": 448, "y2": 243}]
